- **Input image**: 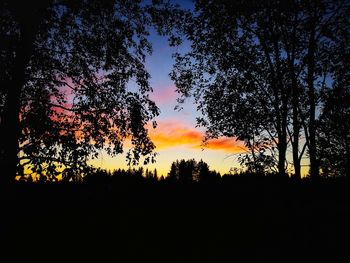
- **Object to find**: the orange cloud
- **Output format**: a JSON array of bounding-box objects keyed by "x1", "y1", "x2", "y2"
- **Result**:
[
  {"x1": 149, "y1": 120, "x2": 243, "y2": 152},
  {"x1": 150, "y1": 128, "x2": 202, "y2": 149},
  {"x1": 204, "y1": 137, "x2": 245, "y2": 152}
]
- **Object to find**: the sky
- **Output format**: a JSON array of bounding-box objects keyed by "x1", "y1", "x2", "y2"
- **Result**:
[
  {"x1": 89, "y1": 1, "x2": 246, "y2": 176},
  {"x1": 89, "y1": 0, "x2": 311, "y2": 177},
  {"x1": 90, "y1": 34, "x2": 245, "y2": 176}
]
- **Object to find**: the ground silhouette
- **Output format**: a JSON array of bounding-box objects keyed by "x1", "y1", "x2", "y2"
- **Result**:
[{"x1": 1, "y1": 170, "x2": 350, "y2": 262}]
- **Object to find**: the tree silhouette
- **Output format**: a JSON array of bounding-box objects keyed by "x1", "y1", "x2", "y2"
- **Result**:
[
  {"x1": 237, "y1": 137, "x2": 277, "y2": 174},
  {"x1": 168, "y1": 159, "x2": 218, "y2": 182},
  {"x1": 196, "y1": 160, "x2": 209, "y2": 182},
  {"x1": 170, "y1": 0, "x2": 293, "y2": 176},
  {"x1": 0, "y1": 0, "x2": 179, "y2": 183},
  {"x1": 170, "y1": 0, "x2": 350, "y2": 178},
  {"x1": 316, "y1": 16, "x2": 350, "y2": 177},
  {"x1": 169, "y1": 161, "x2": 178, "y2": 180},
  {"x1": 153, "y1": 168, "x2": 158, "y2": 181},
  {"x1": 318, "y1": 83, "x2": 350, "y2": 177}
]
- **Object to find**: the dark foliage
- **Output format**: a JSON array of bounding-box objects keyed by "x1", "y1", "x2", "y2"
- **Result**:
[
  {"x1": 170, "y1": 0, "x2": 350, "y2": 178},
  {"x1": 0, "y1": 0, "x2": 184, "y2": 182},
  {"x1": 318, "y1": 86, "x2": 350, "y2": 177}
]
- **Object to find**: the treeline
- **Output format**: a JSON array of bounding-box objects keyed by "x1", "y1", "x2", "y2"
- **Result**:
[
  {"x1": 79, "y1": 159, "x2": 222, "y2": 184},
  {"x1": 11, "y1": 158, "x2": 350, "y2": 214},
  {"x1": 18, "y1": 158, "x2": 348, "y2": 185}
]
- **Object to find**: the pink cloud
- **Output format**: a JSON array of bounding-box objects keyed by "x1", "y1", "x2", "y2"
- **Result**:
[{"x1": 150, "y1": 85, "x2": 178, "y2": 106}]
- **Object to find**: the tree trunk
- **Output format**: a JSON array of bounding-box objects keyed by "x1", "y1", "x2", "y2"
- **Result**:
[
  {"x1": 278, "y1": 109, "x2": 288, "y2": 176},
  {"x1": 278, "y1": 141, "x2": 287, "y2": 176},
  {"x1": 279, "y1": 76, "x2": 288, "y2": 177},
  {"x1": 292, "y1": 78, "x2": 301, "y2": 179},
  {"x1": 345, "y1": 141, "x2": 350, "y2": 178},
  {"x1": 289, "y1": 11, "x2": 302, "y2": 180},
  {"x1": 0, "y1": 35, "x2": 32, "y2": 185},
  {"x1": 0, "y1": 3, "x2": 49, "y2": 186},
  {"x1": 0, "y1": 76, "x2": 23, "y2": 185},
  {"x1": 291, "y1": 111, "x2": 301, "y2": 179},
  {"x1": 307, "y1": 19, "x2": 319, "y2": 179}
]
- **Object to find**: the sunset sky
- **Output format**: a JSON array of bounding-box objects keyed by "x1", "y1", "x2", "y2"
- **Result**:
[
  {"x1": 88, "y1": 1, "x2": 247, "y2": 176},
  {"x1": 88, "y1": 0, "x2": 312, "y2": 177}
]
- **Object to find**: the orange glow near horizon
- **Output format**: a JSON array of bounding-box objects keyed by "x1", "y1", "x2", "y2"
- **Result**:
[
  {"x1": 89, "y1": 119, "x2": 247, "y2": 177},
  {"x1": 148, "y1": 120, "x2": 244, "y2": 152}
]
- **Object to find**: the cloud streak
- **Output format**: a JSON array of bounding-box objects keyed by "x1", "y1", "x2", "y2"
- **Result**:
[
  {"x1": 149, "y1": 120, "x2": 244, "y2": 152},
  {"x1": 199, "y1": 137, "x2": 245, "y2": 152}
]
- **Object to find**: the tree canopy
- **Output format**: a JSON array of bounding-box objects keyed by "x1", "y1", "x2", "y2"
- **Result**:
[
  {"x1": 170, "y1": 0, "x2": 350, "y2": 178},
  {"x1": 0, "y1": 0, "x2": 182, "y2": 182}
]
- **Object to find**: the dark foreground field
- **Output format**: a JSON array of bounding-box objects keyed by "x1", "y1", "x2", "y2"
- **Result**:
[{"x1": 1, "y1": 176, "x2": 350, "y2": 262}]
